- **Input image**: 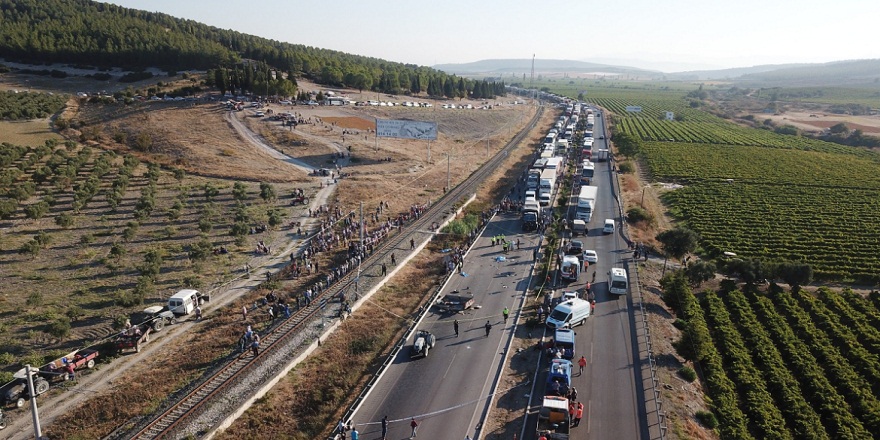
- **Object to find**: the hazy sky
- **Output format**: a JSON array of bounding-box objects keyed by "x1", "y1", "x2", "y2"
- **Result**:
[{"x1": 108, "y1": 0, "x2": 879, "y2": 72}]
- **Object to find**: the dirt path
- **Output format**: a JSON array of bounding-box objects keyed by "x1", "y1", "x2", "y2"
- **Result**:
[
  {"x1": 225, "y1": 111, "x2": 317, "y2": 172},
  {"x1": 3, "y1": 114, "x2": 341, "y2": 440}
]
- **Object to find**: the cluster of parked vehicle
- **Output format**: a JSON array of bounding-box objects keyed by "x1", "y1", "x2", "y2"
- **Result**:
[{"x1": 1, "y1": 289, "x2": 207, "y2": 412}]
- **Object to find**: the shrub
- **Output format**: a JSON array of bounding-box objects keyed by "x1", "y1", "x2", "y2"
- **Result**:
[
  {"x1": 232, "y1": 181, "x2": 248, "y2": 201},
  {"x1": 65, "y1": 306, "x2": 84, "y2": 321},
  {"x1": 672, "y1": 318, "x2": 686, "y2": 330},
  {"x1": 110, "y1": 242, "x2": 126, "y2": 257},
  {"x1": 188, "y1": 238, "x2": 213, "y2": 261},
  {"x1": 198, "y1": 217, "x2": 214, "y2": 233},
  {"x1": 132, "y1": 132, "x2": 153, "y2": 152},
  {"x1": 678, "y1": 366, "x2": 697, "y2": 382},
  {"x1": 46, "y1": 317, "x2": 71, "y2": 339},
  {"x1": 56, "y1": 212, "x2": 74, "y2": 228},
  {"x1": 267, "y1": 208, "x2": 284, "y2": 227},
  {"x1": 259, "y1": 182, "x2": 276, "y2": 201},
  {"x1": 139, "y1": 248, "x2": 165, "y2": 279},
  {"x1": 696, "y1": 410, "x2": 719, "y2": 429},
  {"x1": 203, "y1": 183, "x2": 219, "y2": 201},
  {"x1": 0, "y1": 199, "x2": 18, "y2": 219},
  {"x1": 19, "y1": 239, "x2": 41, "y2": 256},
  {"x1": 114, "y1": 290, "x2": 143, "y2": 307},
  {"x1": 26, "y1": 291, "x2": 43, "y2": 307},
  {"x1": 626, "y1": 206, "x2": 653, "y2": 225},
  {"x1": 618, "y1": 161, "x2": 634, "y2": 173}
]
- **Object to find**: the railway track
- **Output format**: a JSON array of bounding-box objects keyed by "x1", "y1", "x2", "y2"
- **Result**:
[{"x1": 122, "y1": 105, "x2": 545, "y2": 440}]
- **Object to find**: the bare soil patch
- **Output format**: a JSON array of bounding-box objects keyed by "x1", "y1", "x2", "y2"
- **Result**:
[
  {"x1": 321, "y1": 116, "x2": 375, "y2": 131},
  {"x1": 0, "y1": 118, "x2": 62, "y2": 145},
  {"x1": 760, "y1": 111, "x2": 880, "y2": 135},
  {"x1": 82, "y1": 103, "x2": 308, "y2": 182}
]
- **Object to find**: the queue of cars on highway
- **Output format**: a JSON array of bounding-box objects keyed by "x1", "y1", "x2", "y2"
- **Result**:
[{"x1": 525, "y1": 99, "x2": 629, "y2": 439}]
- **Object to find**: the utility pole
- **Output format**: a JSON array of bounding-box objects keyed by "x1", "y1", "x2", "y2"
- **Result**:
[
  {"x1": 446, "y1": 153, "x2": 451, "y2": 191},
  {"x1": 25, "y1": 365, "x2": 42, "y2": 439},
  {"x1": 530, "y1": 54, "x2": 536, "y2": 102}
]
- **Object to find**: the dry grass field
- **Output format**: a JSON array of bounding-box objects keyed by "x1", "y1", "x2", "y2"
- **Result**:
[{"x1": 0, "y1": 118, "x2": 62, "y2": 145}]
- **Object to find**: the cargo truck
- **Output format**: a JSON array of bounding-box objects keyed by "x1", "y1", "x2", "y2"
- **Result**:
[
  {"x1": 539, "y1": 169, "x2": 557, "y2": 194},
  {"x1": 575, "y1": 186, "x2": 598, "y2": 221},
  {"x1": 537, "y1": 396, "x2": 571, "y2": 439},
  {"x1": 595, "y1": 149, "x2": 609, "y2": 162}
]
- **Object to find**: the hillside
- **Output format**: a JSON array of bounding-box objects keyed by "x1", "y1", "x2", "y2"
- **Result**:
[
  {"x1": 0, "y1": 0, "x2": 468, "y2": 96},
  {"x1": 736, "y1": 59, "x2": 880, "y2": 87},
  {"x1": 666, "y1": 63, "x2": 811, "y2": 81}
]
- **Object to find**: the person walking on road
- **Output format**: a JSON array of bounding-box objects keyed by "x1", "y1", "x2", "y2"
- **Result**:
[
  {"x1": 350, "y1": 426, "x2": 359, "y2": 440},
  {"x1": 381, "y1": 415, "x2": 388, "y2": 440},
  {"x1": 453, "y1": 319, "x2": 460, "y2": 337},
  {"x1": 574, "y1": 402, "x2": 584, "y2": 427},
  {"x1": 409, "y1": 417, "x2": 419, "y2": 438},
  {"x1": 578, "y1": 355, "x2": 587, "y2": 375},
  {"x1": 485, "y1": 321, "x2": 492, "y2": 337},
  {"x1": 335, "y1": 419, "x2": 346, "y2": 439},
  {"x1": 502, "y1": 307, "x2": 510, "y2": 323}
]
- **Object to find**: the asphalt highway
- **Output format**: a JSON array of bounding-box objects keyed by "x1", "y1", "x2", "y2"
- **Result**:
[
  {"x1": 351, "y1": 210, "x2": 536, "y2": 439},
  {"x1": 351, "y1": 108, "x2": 648, "y2": 440}
]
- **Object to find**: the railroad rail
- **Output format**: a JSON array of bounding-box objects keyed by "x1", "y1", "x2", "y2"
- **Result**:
[{"x1": 122, "y1": 105, "x2": 545, "y2": 440}]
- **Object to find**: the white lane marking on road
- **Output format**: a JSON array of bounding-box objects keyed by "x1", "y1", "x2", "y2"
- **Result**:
[
  {"x1": 588, "y1": 399, "x2": 593, "y2": 434},
  {"x1": 443, "y1": 353, "x2": 458, "y2": 379}
]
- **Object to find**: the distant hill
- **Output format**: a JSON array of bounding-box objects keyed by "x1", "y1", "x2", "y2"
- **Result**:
[
  {"x1": 434, "y1": 59, "x2": 661, "y2": 77},
  {"x1": 666, "y1": 63, "x2": 812, "y2": 81},
  {"x1": 735, "y1": 59, "x2": 880, "y2": 87}
]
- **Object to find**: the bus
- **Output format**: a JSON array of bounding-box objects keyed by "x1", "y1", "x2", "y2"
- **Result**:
[{"x1": 581, "y1": 161, "x2": 595, "y2": 182}]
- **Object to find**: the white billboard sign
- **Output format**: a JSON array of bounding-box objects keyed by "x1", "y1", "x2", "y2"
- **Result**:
[
  {"x1": 626, "y1": 106, "x2": 642, "y2": 112},
  {"x1": 376, "y1": 119, "x2": 438, "y2": 140}
]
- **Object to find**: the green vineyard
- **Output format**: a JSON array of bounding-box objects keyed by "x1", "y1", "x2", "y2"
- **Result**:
[
  {"x1": 548, "y1": 83, "x2": 880, "y2": 282},
  {"x1": 667, "y1": 272, "x2": 880, "y2": 439}
]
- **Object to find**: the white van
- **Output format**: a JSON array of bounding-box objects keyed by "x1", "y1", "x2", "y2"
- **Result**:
[
  {"x1": 603, "y1": 219, "x2": 615, "y2": 234},
  {"x1": 168, "y1": 289, "x2": 200, "y2": 315},
  {"x1": 560, "y1": 255, "x2": 581, "y2": 281},
  {"x1": 609, "y1": 268, "x2": 629, "y2": 295},
  {"x1": 546, "y1": 298, "x2": 591, "y2": 329}
]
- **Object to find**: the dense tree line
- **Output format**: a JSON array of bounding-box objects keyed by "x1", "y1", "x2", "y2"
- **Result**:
[
  {"x1": 0, "y1": 90, "x2": 67, "y2": 120},
  {"x1": 814, "y1": 122, "x2": 880, "y2": 148},
  {"x1": 0, "y1": 0, "x2": 505, "y2": 99}
]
